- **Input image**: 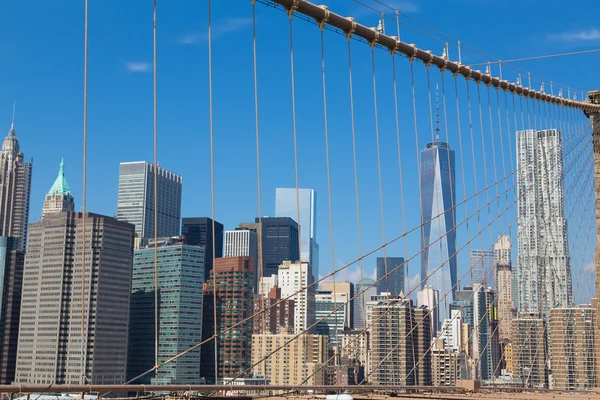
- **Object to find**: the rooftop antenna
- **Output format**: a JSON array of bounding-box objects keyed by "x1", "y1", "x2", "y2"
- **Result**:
[
  {"x1": 435, "y1": 84, "x2": 440, "y2": 141},
  {"x1": 11, "y1": 101, "x2": 15, "y2": 129}
]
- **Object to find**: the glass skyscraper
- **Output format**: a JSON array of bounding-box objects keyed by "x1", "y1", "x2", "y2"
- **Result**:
[
  {"x1": 275, "y1": 188, "x2": 319, "y2": 279},
  {"x1": 420, "y1": 140, "x2": 456, "y2": 324},
  {"x1": 376, "y1": 256, "x2": 405, "y2": 297},
  {"x1": 117, "y1": 161, "x2": 182, "y2": 240},
  {"x1": 128, "y1": 238, "x2": 205, "y2": 384}
]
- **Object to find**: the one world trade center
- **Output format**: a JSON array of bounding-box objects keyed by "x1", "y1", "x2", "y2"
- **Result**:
[{"x1": 420, "y1": 136, "x2": 456, "y2": 326}]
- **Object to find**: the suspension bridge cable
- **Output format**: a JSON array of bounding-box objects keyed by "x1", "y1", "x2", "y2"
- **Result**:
[
  {"x1": 152, "y1": 0, "x2": 160, "y2": 384},
  {"x1": 250, "y1": 0, "x2": 266, "y2": 335},
  {"x1": 207, "y1": 0, "x2": 219, "y2": 384},
  {"x1": 80, "y1": 0, "x2": 89, "y2": 385},
  {"x1": 318, "y1": 19, "x2": 340, "y2": 368}
]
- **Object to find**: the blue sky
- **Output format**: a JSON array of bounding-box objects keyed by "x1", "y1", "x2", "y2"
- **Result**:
[{"x1": 1, "y1": 0, "x2": 598, "y2": 302}]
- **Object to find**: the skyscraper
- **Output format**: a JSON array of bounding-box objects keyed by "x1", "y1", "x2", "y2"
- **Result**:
[
  {"x1": 315, "y1": 290, "x2": 347, "y2": 346},
  {"x1": 128, "y1": 237, "x2": 204, "y2": 384},
  {"x1": 512, "y1": 314, "x2": 547, "y2": 388},
  {"x1": 240, "y1": 217, "x2": 300, "y2": 278},
  {"x1": 420, "y1": 139, "x2": 456, "y2": 325},
  {"x1": 517, "y1": 129, "x2": 571, "y2": 320},
  {"x1": 370, "y1": 297, "x2": 431, "y2": 386},
  {"x1": 353, "y1": 278, "x2": 377, "y2": 330},
  {"x1": 275, "y1": 188, "x2": 319, "y2": 279},
  {"x1": 496, "y1": 260, "x2": 514, "y2": 341},
  {"x1": 182, "y1": 217, "x2": 223, "y2": 281},
  {"x1": 278, "y1": 261, "x2": 314, "y2": 333},
  {"x1": 417, "y1": 285, "x2": 440, "y2": 338},
  {"x1": 0, "y1": 237, "x2": 24, "y2": 384},
  {"x1": 0, "y1": 123, "x2": 32, "y2": 251},
  {"x1": 376, "y1": 257, "x2": 405, "y2": 296},
  {"x1": 550, "y1": 305, "x2": 597, "y2": 390},
  {"x1": 117, "y1": 161, "x2": 182, "y2": 240},
  {"x1": 15, "y1": 212, "x2": 135, "y2": 384},
  {"x1": 200, "y1": 257, "x2": 254, "y2": 384},
  {"x1": 470, "y1": 249, "x2": 494, "y2": 288},
  {"x1": 224, "y1": 228, "x2": 257, "y2": 275},
  {"x1": 321, "y1": 281, "x2": 354, "y2": 329},
  {"x1": 42, "y1": 158, "x2": 74, "y2": 219}
]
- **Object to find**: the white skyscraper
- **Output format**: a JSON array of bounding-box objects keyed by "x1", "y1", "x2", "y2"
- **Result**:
[
  {"x1": 278, "y1": 261, "x2": 314, "y2": 333},
  {"x1": 224, "y1": 228, "x2": 257, "y2": 267},
  {"x1": 417, "y1": 285, "x2": 440, "y2": 338},
  {"x1": 275, "y1": 188, "x2": 319, "y2": 279},
  {"x1": 493, "y1": 235, "x2": 511, "y2": 264},
  {"x1": 516, "y1": 129, "x2": 571, "y2": 320},
  {"x1": 117, "y1": 161, "x2": 182, "y2": 240}
]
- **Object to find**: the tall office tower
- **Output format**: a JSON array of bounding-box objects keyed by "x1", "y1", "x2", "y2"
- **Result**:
[
  {"x1": 251, "y1": 332, "x2": 328, "y2": 385},
  {"x1": 224, "y1": 228, "x2": 257, "y2": 288},
  {"x1": 517, "y1": 129, "x2": 571, "y2": 320},
  {"x1": 0, "y1": 123, "x2": 32, "y2": 251},
  {"x1": 117, "y1": 161, "x2": 182, "y2": 240},
  {"x1": 512, "y1": 314, "x2": 547, "y2": 388},
  {"x1": 278, "y1": 261, "x2": 314, "y2": 333},
  {"x1": 417, "y1": 285, "x2": 440, "y2": 338},
  {"x1": 496, "y1": 260, "x2": 514, "y2": 341},
  {"x1": 240, "y1": 217, "x2": 300, "y2": 278},
  {"x1": 376, "y1": 257, "x2": 405, "y2": 296},
  {"x1": 128, "y1": 237, "x2": 204, "y2": 384},
  {"x1": 42, "y1": 158, "x2": 74, "y2": 219},
  {"x1": 494, "y1": 235, "x2": 511, "y2": 264},
  {"x1": 472, "y1": 284, "x2": 501, "y2": 381},
  {"x1": 322, "y1": 281, "x2": 354, "y2": 329},
  {"x1": 550, "y1": 305, "x2": 597, "y2": 390},
  {"x1": 253, "y1": 287, "x2": 294, "y2": 335},
  {"x1": 200, "y1": 257, "x2": 254, "y2": 384},
  {"x1": 420, "y1": 139, "x2": 456, "y2": 324},
  {"x1": 182, "y1": 217, "x2": 224, "y2": 282},
  {"x1": 15, "y1": 212, "x2": 135, "y2": 384},
  {"x1": 275, "y1": 188, "x2": 319, "y2": 279},
  {"x1": 370, "y1": 297, "x2": 431, "y2": 386},
  {"x1": 315, "y1": 290, "x2": 347, "y2": 346},
  {"x1": 470, "y1": 249, "x2": 494, "y2": 288},
  {"x1": 353, "y1": 278, "x2": 377, "y2": 330},
  {"x1": 0, "y1": 237, "x2": 24, "y2": 384}
]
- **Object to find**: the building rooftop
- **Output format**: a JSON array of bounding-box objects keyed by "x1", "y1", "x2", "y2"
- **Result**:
[{"x1": 48, "y1": 157, "x2": 71, "y2": 196}]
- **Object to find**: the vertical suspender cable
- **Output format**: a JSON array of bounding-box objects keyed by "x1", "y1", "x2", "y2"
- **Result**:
[
  {"x1": 319, "y1": 23, "x2": 339, "y2": 368},
  {"x1": 152, "y1": 0, "x2": 160, "y2": 383},
  {"x1": 207, "y1": 0, "x2": 218, "y2": 384},
  {"x1": 80, "y1": 0, "x2": 89, "y2": 384},
  {"x1": 371, "y1": 47, "x2": 388, "y2": 299},
  {"x1": 250, "y1": 0, "x2": 265, "y2": 335}
]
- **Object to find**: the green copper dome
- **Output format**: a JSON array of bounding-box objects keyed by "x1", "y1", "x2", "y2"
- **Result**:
[{"x1": 48, "y1": 158, "x2": 71, "y2": 196}]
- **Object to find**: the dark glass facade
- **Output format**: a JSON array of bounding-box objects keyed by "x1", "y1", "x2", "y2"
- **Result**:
[
  {"x1": 182, "y1": 217, "x2": 223, "y2": 281},
  {"x1": 376, "y1": 257, "x2": 405, "y2": 296},
  {"x1": 0, "y1": 237, "x2": 24, "y2": 384}
]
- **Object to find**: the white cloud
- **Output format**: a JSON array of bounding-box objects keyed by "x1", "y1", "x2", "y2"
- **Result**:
[
  {"x1": 125, "y1": 61, "x2": 151, "y2": 73},
  {"x1": 406, "y1": 273, "x2": 421, "y2": 297},
  {"x1": 177, "y1": 17, "x2": 252, "y2": 45},
  {"x1": 319, "y1": 260, "x2": 376, "y2": 286},
  {"x1": 548, "y1": 29, "x2": 600, "y2": 42},
  {"x1": 583, "y1": 260, "x2": 595, "y2": 272}
]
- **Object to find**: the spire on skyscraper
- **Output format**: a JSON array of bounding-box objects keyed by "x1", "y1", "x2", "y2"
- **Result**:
[
  {"x1": 435, "y1": 84, "x2": 440, "y2": 141},
  {"x1": 48, "y1": 157, "x2": 71, "y2": 196}
]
